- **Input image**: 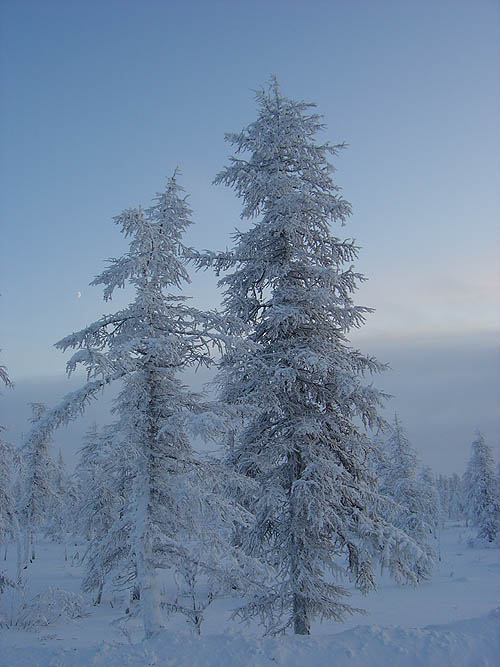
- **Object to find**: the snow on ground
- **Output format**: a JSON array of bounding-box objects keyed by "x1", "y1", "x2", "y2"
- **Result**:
[{"x1": 1, "y1": 522, "x2": 499, "y2": 666}]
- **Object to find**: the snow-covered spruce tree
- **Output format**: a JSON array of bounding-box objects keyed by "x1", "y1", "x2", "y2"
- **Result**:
[
  {"x1": 445, "y1": 473, "x2": 465, "y2": 521},
  {"x1": 463, "y1": 431, "x2": 500, "y2": 543},
  {"x1": 26, "y1": 173, "x2": 262, "y2": 638},
  {"x1": 418, "y1": 465, "x2": 441, "y2": 559},
  {"x1": 377, "y1": 415, "x2": 436, "y2": 570},
  {"x1": 0, "y1": 355, "x2": 19, "y2": 591},
  {"x1": 43, "y1": 449, "x2": 68, "y2": 545},
  {"x1": 0, "y1": 433, "x2": 16, "y2": 559},
  {"x1": 199, "y1": 80, "x2": 432, "y2": 635},
  {"x1": 0, "y1": 357, "x2": 15, "y2": 550},
  {"x1": 419, "y1": 466, "x2": 440, "y2": 539},
  {"x1": 19, "y1": 403, "x2": 61, "y2": 567},
  {"x1": 437, "y1": 474, "x2": 450, "y2": 521},
  {"x1": 58, "y1": 174, "x2": 220, "y2": 637}
]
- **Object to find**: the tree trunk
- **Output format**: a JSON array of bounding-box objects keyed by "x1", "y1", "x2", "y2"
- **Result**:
[
  {"x1": 15, "y1": 524, "x2": 22, "y2": 583},
  {"x1": 137, "y1": 547, "x2": 163, "y2": 639},
  {"x1": 293, "y1": 593, "x2": 310, "y2": 635},
  {"x1": 135, "y1": 399, "x2": 163, "y2": 640},
  {"x1": 23, "y1": 529, "x2": 32, "y2": 568},
  {"x1": 289, "y1": 449, "x2": 310, "y2": 635},
  {"x1": 94, "y1": 578, "x2": 104, "y2": 605}
]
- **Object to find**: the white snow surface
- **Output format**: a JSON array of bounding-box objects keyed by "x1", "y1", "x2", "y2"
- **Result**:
[{"x1": 1, "y1": 522, "x2": 499, "y2": 666}]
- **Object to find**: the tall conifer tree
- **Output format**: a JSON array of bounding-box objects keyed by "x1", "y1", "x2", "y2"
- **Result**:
[{"x1": 202, "y1": 80, "x2": 432, "y2": 634}]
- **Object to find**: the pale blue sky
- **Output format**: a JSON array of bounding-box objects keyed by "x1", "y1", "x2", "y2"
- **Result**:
[{"x1": 1, "y1": 0, "x2": 499, "y2": 471}]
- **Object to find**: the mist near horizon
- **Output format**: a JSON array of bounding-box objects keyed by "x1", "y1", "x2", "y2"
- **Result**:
[{"x1": 2, "y1": 332, "x2": 498, "y2": 476}]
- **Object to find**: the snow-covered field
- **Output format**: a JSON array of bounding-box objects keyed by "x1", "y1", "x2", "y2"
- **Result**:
[{"x1": 0, "y1": 522, "x2": 498, "y2": 666}]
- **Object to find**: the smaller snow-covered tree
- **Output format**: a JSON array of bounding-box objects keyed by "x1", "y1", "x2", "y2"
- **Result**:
[
  {"x1": 436, "y1": 472, "x2": 466, "y2": 525},
  {"x1": 448, "y1": 473, "x2": 465, "y2": 521},
  {"x1": 463, "y1": 431, "x2": 500, "y2": 543},
  {"x1": 44, "y1": 449, "x2": 68, "y2": 544},
  {"x1": 0, "y1": 360, "x2": 15, "y2": 551},
  {"x1": 0, "y1": 356, "x2": 19, "y2": 589},
  {"x1": 25, "y1": 172, "x2": 265, "y2": 638},
  {"x1": 418, "y1": 465, "x2": 441, "y2": 560},
  {"x1": 19, "y1": 404, "x2": 60, "y2": 566},
  {"x1": 0, "y1": 436, "x2": 17, "y2": 569},
  {"x1": 419, "y1": 466, "x2": 440, "y2": 538},
  {"x1": 378, "y1": 415, "x2": 436, "y2": 576},
  {"x1": 437, "y1": 474, "x2": 450, "y2": 521}
]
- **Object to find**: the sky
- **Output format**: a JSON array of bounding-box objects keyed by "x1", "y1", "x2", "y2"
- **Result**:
[{"x1": 0, "y1": 0, "x2": 499, "y2": 473}]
